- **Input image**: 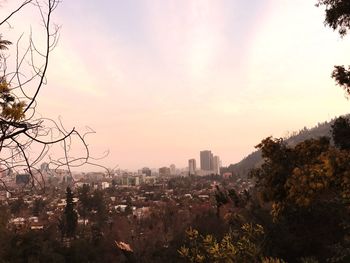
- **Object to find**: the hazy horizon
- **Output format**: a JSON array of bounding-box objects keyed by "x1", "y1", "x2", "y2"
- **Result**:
[{"x1": 2, "y1": 0, "x2": 350, "y2": 171}]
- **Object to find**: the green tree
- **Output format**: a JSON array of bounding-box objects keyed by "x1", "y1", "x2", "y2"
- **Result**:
[
  {"x1": 214, "y1": 185, "x2": 229, "y2": 217},
  {"x1": 331, "y1": 116, "x2": 350, "y2": 149},
  {"x1": 317, "y1": 0, "x2": 350, "y2": 94},
  {"x1": 32, "y1": 198, "x2": 46, "y2": 217},
  {"x1": 316, "y1": 0, "x2": 350, "y2": 37},
  {"x1": 63, "y1": 187, "x2": 78, "y2": 238},
  {"x1": 179, "y1": 224, "x2": 284, "y2": 263},
  {"x1": 10, "y1": 197, "x2": 26, "y2": 216},
  {"x1": 0, "y1": 204, "x2": 9, "y2": 231},
  {"x1": 77, "y1": 184, "x2": 91, "y2": 227},
  {"x1": 250, "y1": 135, "x2": 350, "y2": 262},
  {"x1": 91, "y1": 189, "x2": 108, "y2": 230}
]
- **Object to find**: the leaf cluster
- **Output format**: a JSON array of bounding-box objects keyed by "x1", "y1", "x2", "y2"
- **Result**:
[
  {"x1": 179, "y1": 223, "x2": 272, "y2": 263},
  {"x1": 0, "y1": 78, "x2": 26, "y2": 121},
  {"x1": 249, "y1": 122, "x2": 350, "y2": 261},
  {"x1": 317, "y1": 0, "x2": 350, "y2": 36},
  {"x1": 250, "y1": 135, "x2": 350, "y2": 215}
]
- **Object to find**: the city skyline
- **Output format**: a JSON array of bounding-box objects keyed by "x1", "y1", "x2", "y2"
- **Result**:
[{"x1": 2, "y1": 1, "x2": 350, "y2": 171}]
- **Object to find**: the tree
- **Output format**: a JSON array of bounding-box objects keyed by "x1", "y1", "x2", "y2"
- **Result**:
[
  {"x1": 331, "y1": 116, "x2": 350, "y2": 149},
  {"x1": 0, "y1": 0, "x2": 98, "y2": 193},
  {"x1": 77, "y1": 184, "x2": 91, "y2": 233},
  {"x1": 10, "y1": 197, "x2": 26, "y2": 216},
  {"x1": 316, "y1": 0, "x2": 350, "y2": 37},
  {"x1": 32, "y1": 197, "x2": 46, "y2": 217},
  {"x1": 317, "y1": 0, "x2": 350, "y2": 95},
  {"x1": 250, "y1": 135, "x2": 350, "y2": 262},
  {"x1": 91, "y1": 189, "x2": 108, "y2": 228},
  {"x1": 178, "y1": 224, "x2": 286, "y2": 263},
  {"x1": 62, "y1": 187, "x2": 78, "y2": 238},
  {"x1": 0, "y1": 203, "x2": 10, "y2": 230}
]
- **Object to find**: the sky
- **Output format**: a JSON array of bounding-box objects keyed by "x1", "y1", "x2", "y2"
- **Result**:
[{"x1": 2, "y1": 0, "x2": 350, "y2": 171}]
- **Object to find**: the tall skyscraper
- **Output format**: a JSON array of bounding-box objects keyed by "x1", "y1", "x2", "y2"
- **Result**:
[
  {"x1": 212, "y1": 155, "x2": 221, "y2": 175},
  {"x1": 188, "y1": 159, "x2": 196, "y2": 175},
  {"x1": 200, "y1": 150, "x2": 213, "y2": 171}
]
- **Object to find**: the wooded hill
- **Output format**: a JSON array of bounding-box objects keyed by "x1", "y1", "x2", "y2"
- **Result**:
[{"x1": 224, "y1": 115, "x2": 349, "y2": 178}]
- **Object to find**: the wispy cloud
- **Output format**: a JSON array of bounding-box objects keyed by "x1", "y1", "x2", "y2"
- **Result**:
[{"x1": 9, "y1": 0, "x2": 350, "y2": 169}]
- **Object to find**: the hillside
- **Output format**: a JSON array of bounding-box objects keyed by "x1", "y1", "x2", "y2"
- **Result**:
[{"x1": 224, "y1": 116, "x2": 347, "y2": 178}]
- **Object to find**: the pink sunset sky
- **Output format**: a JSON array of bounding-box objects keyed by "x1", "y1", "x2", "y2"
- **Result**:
[{"x1": 2, "y1": 0, "x2": 350, "y2": 171}]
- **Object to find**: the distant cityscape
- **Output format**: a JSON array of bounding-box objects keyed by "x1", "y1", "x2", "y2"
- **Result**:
[
  {"x1": 0, "y1": 150, "x2": 226, "y2": 195},
  {"x1": 189, "y1": 150, "x2": 221, "y2": 176},
  {"x1": 1, "y1": 117, "x2": 348, "y2": 262},
  {"x1": 0, "y1": 146, "x2": 250, "y2": 262}
]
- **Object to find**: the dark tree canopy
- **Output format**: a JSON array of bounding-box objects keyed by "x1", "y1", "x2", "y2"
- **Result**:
[
  {"x1": 317, "y1": 0, "x2": 350, "y2": 36},
  {"x1": 63, "y1": 187, "x2": 78, "y2": 238},
  {"x1": 317, "y1": 0, "x2": 350, "y2": 95},
  {"x1": 331, "y1": 116, "x2": 350, "y2": 149},
  {"x1": 250, "y1": 135, "x2": 350, "y2": 261},
  {"x1": 331, "y1": 65, "x2": 350, "y2": 95}
]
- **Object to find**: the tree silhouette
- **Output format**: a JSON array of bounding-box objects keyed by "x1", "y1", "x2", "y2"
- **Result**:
[
  {"x1": 331, "y1": 116, "x2": 350, "y2": 149},
  {"x1": 317, "y1": 0, "x2": 350, "y2": 95},
  {"x1": 77, "y1": 184, "x2": 91, "y2": 233},
  {"x1": 250, "y1": 135, "x2": 350, "y2": 261},
  {"x1": 0, "y1": 0, "x2": 101, "y2": 193},
  {"x1": 63, "y1": 187, "x2": 78, "y2": 238}
]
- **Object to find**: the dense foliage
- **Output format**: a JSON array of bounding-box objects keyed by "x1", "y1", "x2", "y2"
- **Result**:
[
  {"x1": 181, "y1": 116, "x2": 350, "y2": 262},
  {"x1": 179, "y1": 223, "x2": 268, "y2": 263}
]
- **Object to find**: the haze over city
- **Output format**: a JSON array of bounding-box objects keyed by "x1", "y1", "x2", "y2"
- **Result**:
[
  {"x1": 3, "y1": 0, "x2": 350, "y2": 262},
  {"x1": 3, "y1": 0, "x2": 350, "y2": 170}
]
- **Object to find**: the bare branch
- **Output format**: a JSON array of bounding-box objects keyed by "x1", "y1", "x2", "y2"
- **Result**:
[{"x1": 0, "y1": 0, "x2": 33, "y2": 27}]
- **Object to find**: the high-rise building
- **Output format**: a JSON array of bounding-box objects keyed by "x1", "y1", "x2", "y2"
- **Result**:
[
  {"x1": 141, "y1": 167, "x2": 152, "y2": 177},
  {"x1": 200, "y1": 150, "x2": 213, "y2": 171},
  {"x1": 159, "y1": 167, "x2": 171, "y2": 177},
  {"x1": 212, "y1": 155, "x2": 221, "y2": 175},
  {"x1": 170, "y1": 164, "x2": 176, "y2": 175},
  {"x1": 188, "y1": 159, "x2": 196, "y2": 175}
]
